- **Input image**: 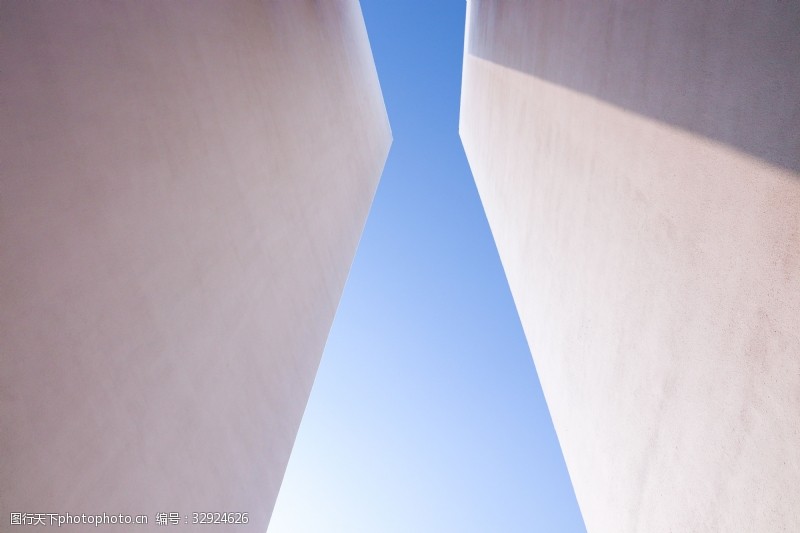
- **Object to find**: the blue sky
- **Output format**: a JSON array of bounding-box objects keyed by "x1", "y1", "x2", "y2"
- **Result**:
[{"x1": 268, "y1": 2, "x2": 585, "y2": 531}]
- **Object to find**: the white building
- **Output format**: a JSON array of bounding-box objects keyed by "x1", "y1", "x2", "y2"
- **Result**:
[
  {"x1": 460, "y1": 1, "x2": 800, "y2": 531},
  {"x1": 0, "y1": 2, "x2": 389, "y2": 531}
]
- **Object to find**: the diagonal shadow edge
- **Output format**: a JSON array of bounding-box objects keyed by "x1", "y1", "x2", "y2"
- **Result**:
[{"x1": 466, "y1": 0, "x2": 800, "y2": 175}]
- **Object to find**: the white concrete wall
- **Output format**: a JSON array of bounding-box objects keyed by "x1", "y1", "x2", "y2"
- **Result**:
[
  {"x1": 0, "y1": 2, "x2": 390, "y2": 531},
  {"x1": 460, "y1": 1, "x2": 799, "y2": 531}
]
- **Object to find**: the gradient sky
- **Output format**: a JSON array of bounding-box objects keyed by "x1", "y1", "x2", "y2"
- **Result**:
[{"x1": 268, "y1": 2, "x2": 585, "y2": 531}]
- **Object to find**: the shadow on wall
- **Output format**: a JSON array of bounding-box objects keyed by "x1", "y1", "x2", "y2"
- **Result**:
[{"x1": 467, "y1": 0, "x2": 800, "y2": 174}]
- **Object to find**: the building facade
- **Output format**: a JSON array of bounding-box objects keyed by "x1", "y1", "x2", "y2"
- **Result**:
[
  {"x1": 0, "y1": 1, "x2": 390, "y2": 531},
  {"x1": 460, "y1": 1, "x2": 800, "y2": 531}
]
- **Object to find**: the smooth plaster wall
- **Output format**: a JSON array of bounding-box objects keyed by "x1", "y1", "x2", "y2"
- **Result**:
[
  {"x1": 0, "y1": 2, "x2": 390, "y2": 531},
  {"x1": 460, "y1": 1, "x2": 799, "y2": 532}
]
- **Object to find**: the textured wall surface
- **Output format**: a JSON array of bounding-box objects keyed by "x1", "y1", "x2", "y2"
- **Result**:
[
  {"x1": 460, "y1": 1, "x2": 799, "y2": 531},
  {"x1": 0, "y1": 1, "x2": 390, "y2": 531}
]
